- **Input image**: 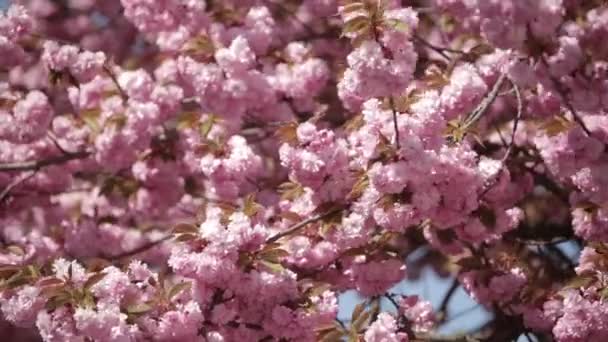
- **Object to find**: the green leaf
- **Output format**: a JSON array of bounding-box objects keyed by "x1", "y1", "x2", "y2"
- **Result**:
[
  {"x1": 258, "y1": 260, "x2": 285, "y2": 274},
  {"x1": 37, "y1": 277, "x2": 65, "y2": 288},
  {"x1": 275, "y1": 121, "x2": 299, "y2": 146},
  {"x1": 199, "y1": 115, "x2": 217, "y2": 138},
  {"x1": 0, "y1": 265, "x2": 22, "y2": 280},
  {"x1": 243, "y1": 193, "x2": 263, "y2": 218},
  {"x1": 279, "y1": 211, "x2": 303, "y2": 222},
  {"x1": 455, "y1": 257, "x2": 484, "y2": 271},
  {"x1": 84, "y1": 272, "x2": 107, "y2": 290},
  {"x1": 45, "y1": 293, "x2": 72, "y2": 311},
  {"x1": 177, "y1": 111, "x2": 200, "y2": 130},
  {"x1": 347, "y1": 171, "x2": 369, "y2": 200},
  {"x1": 340, "y1": 2, "x2": 365, "y2": 14},
  {"x1": 342, "y1": 16, "x2": 370, "y2": 37},
  {"x1": 352, "y1": 302, "x2": 375, "y2": 333},
  {"x1": 126, "y1": 302, "x2": 153, "y2": 315},
  {"x1": 278, "y1": 181, "x2": 305, "y2": 201},
  {"x1": 317, "y1": 327, "x2": 345, "y2": 342},
  {"x1": 168, "y1": 282, "x2": 192, "y2": 299},
  {"x1": 81, "y1": 290, "x2": 96, "y2": 309},
  {"x1": 563, "y1": 275, "x2": 594, "y2": 290},
  {"x1": 173, "y1": 223, "x2": 199, "y2": 235},
  {"x1": 383, "y1": 18, "x2": 409, "y2": 32},
  {"x1": 175, "y1": 233, "x2": 198, "y2": 242},
  {"x1": 351, "y1": 302, "x2": 366, "y2": 324},
  {"x1": 81, "y1": 108, "x2": 102, "y2": 134},
  {"x1": 600, "y1": 287, "x2": 608, "y2": 300},
  {"x1": 182, "y1": 35, "x2": 215, "y2": 57},
  {"x1": 105, "y1": 113, "x2": 127, "y2": 130},
  {"x1": 258, "y1": 248, "x2": 290, "y2": 264},
  {"x1": 6, "y1": 245, "x2": 25, "y2": 256},
  {"x1": 540, "y1": 114, "x2": 574, "y2": 137}
]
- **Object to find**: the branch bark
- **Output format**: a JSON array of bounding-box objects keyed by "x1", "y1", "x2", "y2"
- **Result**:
[
  {"x1": 266, "y1": 207, "x2": 343, "y2": 244},
  {"x1": 0, "y1": 151, "x2": 90, "y2": 173}
]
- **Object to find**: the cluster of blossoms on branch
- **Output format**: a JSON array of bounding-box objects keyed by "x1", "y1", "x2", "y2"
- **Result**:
[{"x1": 1, "y1": 0, "x2": 608, "y2": 341}]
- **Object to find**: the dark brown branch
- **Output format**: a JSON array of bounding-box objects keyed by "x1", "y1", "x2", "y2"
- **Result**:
[
  {"x1": 109, "y1": 234, "x2": 172, "y2": 261},
  {"x1": 266, "y1": 207, "x2": 343, "y2": 244},
  {"x1": 501, "y1": 80, "x2": 523, "y2": 164},
  {"x1": 390, "y1": 96, "x2": 400, "y2": 149},
  {"x1": 413, "y1": 34, "x2": 465, "y2": 61},
  {"x1": 0, "y1": 171, "x2": 37, "y2": 203},
  {"x1": 0, "y1": 151, "x2": 91, "y2": 173},
  {"x1": 464, "y1": 73, "x2": 508, "y2": 130},
  {"x1": 102, "y1": 63, "x2": 128, "y2": 101},
  {"x1": 540, "y1": 57, "x2": 592, "y2": 136},
  {"x1": 438, "y1": 279, "x2": 460, "y2": 321}
]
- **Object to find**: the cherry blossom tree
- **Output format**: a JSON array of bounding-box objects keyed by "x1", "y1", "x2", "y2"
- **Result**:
[{"x1": 1, "y1": 0, "x2": 607, "y2": 341}]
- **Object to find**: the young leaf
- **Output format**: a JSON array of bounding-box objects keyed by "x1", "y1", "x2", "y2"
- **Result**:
[
  {"x1": 80, "y1": 108, "x2": 102, "y2": 134},
  {"x1": 173, "y1": 223, "x2": 199, "y2": 235},
  {"x1": 177, "y1": 111, "x2": 200, "y2": 130},
  {"x1": 342, "y1": 16, "x2": 371, "y2": 37},
  {"x1": 258, "y1": 260, "x2": 285, "y2": 274},
  {"x1": 6, "y1": 245, "x2": 25, "y2": 256},
  {"x1": 84, "y1": 272, "x2": 107, "y2": 290},
  {"x1": 279, "y1": 211, "x2": 304, "y2": 222},
  {"x1": 275, "y1": 121, "x2": 299, "y2": 145},
  {"x1": 168, "y1": 281, "x2": 192, "y2": 299},
  {"x1": 382, "y1": 18, "x2": 409, "y2": 32},
  {"x1": 351, "y1": 302, "x2": 366, "y2": 323},
  {"x1": 340, "y1": 2, "x2": 365, "y2": 15},
  {"x1": 182, "y1": 35, "x2": 215, "y2": 58},
  {"x1": 258, "y1": 248, "x2": 290, "y2": 264},
  {"x1": 278, "y1": 181, "x2": 305, "y2": 201},
  {"x1": 243, "y1": 193, "x2": 263, "y2": 218},
  {"x1": 175, "y1": 233, "x2": 198, "y2": 242},
  {"x1": 37, "y1": 277, "x2": 65, "y2": 288},
  {"x1": 200, "y1": 115, "x2": 218, "y2": 138},
  {"x1": 540, "y1": 114, "x2": 574, "y2": 137},
  {"x1": 126, "y1": 302, "x2": 153, "y2": 315}
]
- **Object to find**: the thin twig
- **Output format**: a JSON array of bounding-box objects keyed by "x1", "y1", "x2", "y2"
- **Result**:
[
  {"x1": 480, "y1": 78, "x2": 523, "y2": 196},
  {"x1": 540, "y1": 57, "x2": 592, "y2": 136},
  {"x1": 109, "y1": 235, "x2": 172, "y2": 261},
  {"x1": 500, "y1": 80, "x2": 523, "y2": 164},
  {"x1": 0, "y1": 151, "x2": 90, "y2": 173},
  {"x1": 0, "y1": 171, "x2": 37, "y2": 203},
  {"x1": 46, "y1": 132, "x2": 72, "y2": 155},
  {"x1": 413, "y1": 34, "x2": 465, "y2": 60},
  {"x1": 517, "y1": 237, "x2": 573, "y2": 246},
  {"x1": 266, "y1": 207, "x2": 343, "y2": 244},
  {"x1": 102, "y1": 64, "x2": 128, "y2": 101},
  {"x1": 438, "y1": 279, "x2": 460, "y2": 321},
  {"x1": 463, "y1": 73, "x2": 508, "y2": 130},
  {"x1": 384, "y1": 293, "x2": 400, "y2": 309},
  {"x1": 390, "y1": 96, "x2": 400, "y2": 149}
]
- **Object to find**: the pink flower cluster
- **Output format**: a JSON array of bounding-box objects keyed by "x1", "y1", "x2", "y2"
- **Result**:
[{"x1": 1, "y1": 1, "x2": 608, "y2": 341}]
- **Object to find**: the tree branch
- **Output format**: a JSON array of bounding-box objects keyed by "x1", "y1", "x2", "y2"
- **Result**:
[
  {"x1": 390, "y1": 96, "x2": 400, "y2": 149},
  {"x1": 438, "y1": 279, "x2": 460, "y2": 322},
  {"x1": 0, "y1": 151, "x2": 91, "y2": 173},
  {"x1": 0, "y1": 171, "x2": 37, "y2": 203},
  {"x1": 266, "y1": 207, "x2": 343, "y2": 244},
  {"x1": 540, "y1": 57, "x2": 592, "y2": 136},
  {"x1": 463, "y1": 72, "x2": 508, "y2": 131},
  {"x1": 109, "y1": 234, "x2": 172, "y2": 261}
]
